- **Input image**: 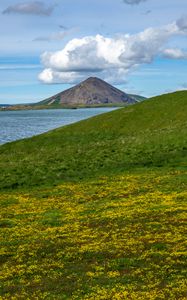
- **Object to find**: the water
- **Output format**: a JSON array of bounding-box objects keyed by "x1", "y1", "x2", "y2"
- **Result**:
[{"x1": 0, "y1": 108, "x2": 116, "y2": 145}]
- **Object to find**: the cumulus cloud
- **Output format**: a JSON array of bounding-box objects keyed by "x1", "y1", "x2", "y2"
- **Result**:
[
  {"x1": 123, "y1": 0, "x2": 148, "y2": 5},
  {"x1": 3, "y1": 1, "x2": 56, "y2": 16},
  {"x1": 39, "y1": 68, "x2": 128, "y2": 85},
  {"x1": 39, "y1": 18, "x2": 187, "y2": 85},
  {"x1": 163, "y1": 48, "x2": 187, "y2": 59}
]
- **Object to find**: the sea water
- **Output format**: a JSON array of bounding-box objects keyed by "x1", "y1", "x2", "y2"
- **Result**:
[{"x1": 0, "y1": 108, "x2": 117, "y2": 145}]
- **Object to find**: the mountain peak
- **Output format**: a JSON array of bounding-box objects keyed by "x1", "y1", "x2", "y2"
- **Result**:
[
  {"x1": 38, "y1": 77, "x2": 138, "y2": 107},
  {"x1": 84, "y1": 76, "x2": 99, "y2": 81},
  {"x1": 81, "y1": 77, "x2": 113, "y2": 85}
]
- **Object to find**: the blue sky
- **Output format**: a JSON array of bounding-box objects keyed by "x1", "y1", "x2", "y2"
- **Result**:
[{"x1": 0, "y1": 0, "x2": 187, "y2": 104}]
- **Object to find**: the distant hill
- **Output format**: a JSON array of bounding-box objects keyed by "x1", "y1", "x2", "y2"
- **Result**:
[
  {"x1": 1, "y1": 78, "x2": 146, "y2": 110},
  {"x1": 35, "y1": 77, "x2": 144, "y2": 107},
  {"x1": 0, "y1": 104, "x2": 10, "y2": 107},
  {"x1": 128, "y1": 94, "x2": 146, "y2": 102}
]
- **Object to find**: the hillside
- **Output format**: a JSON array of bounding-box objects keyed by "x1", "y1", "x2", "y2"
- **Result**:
[
  {"x1": 0, "y1": 90, "x2": 187, "y2": 299},
  {"x1": 0, "y1": 90, "x2": 186, "y2": 190},
  {"x1": 128, "y1": 93, "x2": 146, "y2": 102},
  {"x1": 35, "y1": 77, "x2": 139, "y2": 107}
]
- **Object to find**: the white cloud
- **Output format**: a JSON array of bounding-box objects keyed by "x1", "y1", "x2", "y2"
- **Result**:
[
  {"x1": 123, "y1": 0, "x2": 148, "y2": 5},
  {"x1": 3, "y1": 1, "x2": 56, "y2": 16},
  {"x1": 38, "y1": 69, "x2": 85, "y2": 84},
  {"x1": 39, "y1": 18, "x2": 187, "y2": 85},
  {"x1": 38, "y1": 67, "x2": 128, "y2": 85},
  {"x1": 163, "y1": 48, "x2": 187, "y2": 59}
]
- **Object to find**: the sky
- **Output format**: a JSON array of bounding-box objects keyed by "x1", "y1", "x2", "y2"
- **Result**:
[{"x1": 0, "y1": 0, "x2": 187, "y2": 104}]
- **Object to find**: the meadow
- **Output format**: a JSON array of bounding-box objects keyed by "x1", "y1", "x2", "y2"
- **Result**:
[{"x1": 0, "y1": 91, "x2": 187, "y2": 299}]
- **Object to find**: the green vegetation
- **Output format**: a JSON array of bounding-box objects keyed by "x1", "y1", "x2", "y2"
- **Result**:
[
  {"x1": 0, "y1": 91, "x2": 187, "y2": 190},
  {"x1": 0, "y1": 91, "x2": 187, "y2": 299}
]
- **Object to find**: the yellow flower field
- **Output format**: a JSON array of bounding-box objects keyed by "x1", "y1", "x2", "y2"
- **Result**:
[{"x1": 0, "y1": 169, "x2": 187, "y2": 299}]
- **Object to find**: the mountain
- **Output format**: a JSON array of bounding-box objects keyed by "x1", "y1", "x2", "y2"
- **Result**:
[{"x1": 36, "y1": 77, "x2": 142, "y2": 107}]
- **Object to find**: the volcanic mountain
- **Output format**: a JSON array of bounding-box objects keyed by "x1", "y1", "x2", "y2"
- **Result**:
[{"x1": 36, "y1": 77, "x2": 143, "y2": 107}]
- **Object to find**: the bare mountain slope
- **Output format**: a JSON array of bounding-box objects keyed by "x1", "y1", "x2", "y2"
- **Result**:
[{"x1": 38, "y1": 77, "x2": 138, "y2": 106}]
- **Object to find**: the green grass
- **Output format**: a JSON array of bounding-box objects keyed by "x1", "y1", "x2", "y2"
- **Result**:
[
  {"x1": 0, "y1": 90, "x2": 187, "y2": 299},
  {"x1": 0, "y1": 91, "x2": 187, "y2": 190}
]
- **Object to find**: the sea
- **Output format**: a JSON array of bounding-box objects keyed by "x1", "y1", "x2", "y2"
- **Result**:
[{"x1": 0, "y1": 108, "x2": 116, "y2": 145}]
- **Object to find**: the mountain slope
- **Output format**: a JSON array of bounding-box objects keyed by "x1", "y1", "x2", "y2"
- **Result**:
[
  {"x1": 36, "y1": 77, "x2": 138, "y2": 107},
  {"x1": 0, "y1": 90, "x2": 187, "y2": 190}
]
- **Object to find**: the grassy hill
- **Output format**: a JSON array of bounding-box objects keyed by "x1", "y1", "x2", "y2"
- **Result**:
[
  {"x1": 0, "y1": 91, "x2": 186, "y2": 190},
  {"x1": 0, "y1": 91, "x2": 187, "y2": 299}
]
